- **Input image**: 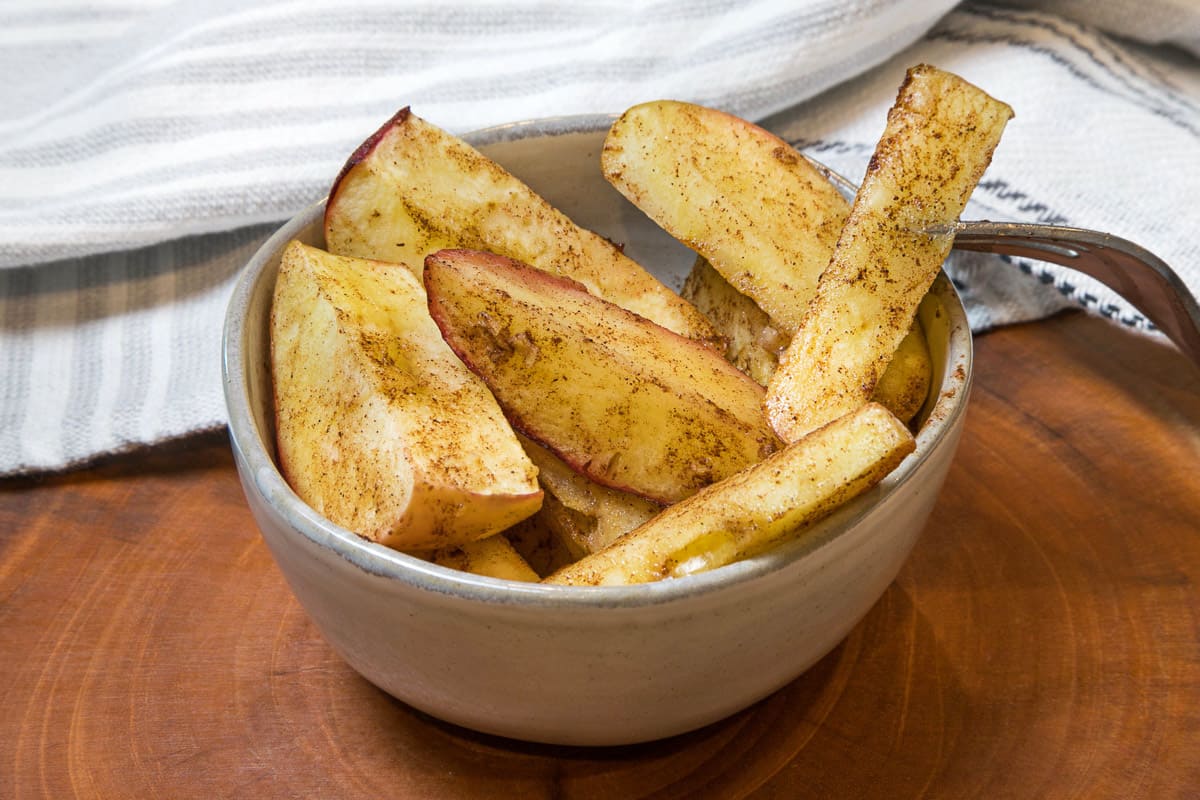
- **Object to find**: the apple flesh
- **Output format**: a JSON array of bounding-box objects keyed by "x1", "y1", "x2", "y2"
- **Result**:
[{"x1": 428, "y1": 535, "x2": 541, "y2": 582}]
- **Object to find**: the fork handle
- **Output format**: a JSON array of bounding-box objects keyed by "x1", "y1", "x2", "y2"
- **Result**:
[{"x1": 951, "y1": 222, "x2": 1200, "y2": 369}]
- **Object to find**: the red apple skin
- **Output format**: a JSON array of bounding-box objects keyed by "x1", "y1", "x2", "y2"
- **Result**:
[{"x1": 323, "y1": 106, "x2": 412, "y2": 235}]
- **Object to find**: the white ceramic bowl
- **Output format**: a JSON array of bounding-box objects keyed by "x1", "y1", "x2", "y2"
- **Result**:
[{"x1": 222, "y1": 114, "x2": 972, "y2": 746}]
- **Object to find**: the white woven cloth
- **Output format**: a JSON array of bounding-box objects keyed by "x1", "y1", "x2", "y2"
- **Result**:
[{"x1": 1, "y1": 0, "x2": 1197, "y2": 475}]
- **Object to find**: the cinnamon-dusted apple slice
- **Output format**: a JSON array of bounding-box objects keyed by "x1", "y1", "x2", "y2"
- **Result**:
[
  {"x1": 518, "y1": 433, "x2": 661, "y2": 559},
  {"x1": 767, "y1": 65, "x2": 1012, "y2": 442},
  {"x1": 871, "y1": 319, "x2": 933, "y2": 425},
  {"x1": 270, "y1": 240, "x2": 542, "y2": 551},
  {"x1": 424, "y1": 249, "x2": 780, "y2": 505},
  {"x1": 429, "y1": 535, "x2": 541, "y2": 582},
  {"x1": 324, "y1": 107, "x2": 719, "y2": 345},
  {"x1": 680, "y1": 255, "x2": 790, "y2": 387},
  {"x1": 545, "y1": 403, "x2": 915, "y2": 586},
  {"x1": 602, "y1": 99, "x2": 850, "y2": 336}
]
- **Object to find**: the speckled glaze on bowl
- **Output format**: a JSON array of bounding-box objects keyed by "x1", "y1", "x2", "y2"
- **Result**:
[{"x1": 222, "y1": 115, "x2": 972, "y2": 746}]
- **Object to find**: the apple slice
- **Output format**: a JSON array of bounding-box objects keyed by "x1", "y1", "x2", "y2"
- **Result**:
[
  {"x1": 545, "y1": 403, "x2": 915, "y2": 586},
  {"x1": 871, "y1": 320, "x2": 933, "y2": 425},
  {"x1": 429, "y1": 535, "x2": 541, "y2": 582},
  {"x1": 270, "y1": 240, "x2": 542, "y2": 551},
  {"x1": 767, "y1": 65, "x2": 1012, "y2": 442},
  {"x1": 518, "y1": 433, "x2": 661, "y2": 559},
  {"x1": 324, "y1": 107, "x2": 719, "y2": 345},
  {"x1": 601, "y1": 99, "x2": 850, "y2": 336},
  {"x1": 424, "y1": 249, "x2": 780, "y2": 505},
  {"x1": 680, "y1": 255, "x2": 789, "y2": 387}
]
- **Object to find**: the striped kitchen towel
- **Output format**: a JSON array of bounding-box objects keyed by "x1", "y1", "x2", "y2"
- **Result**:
[{"x1": 1, "y1": 0, "x2": 1197, "y2": 475}]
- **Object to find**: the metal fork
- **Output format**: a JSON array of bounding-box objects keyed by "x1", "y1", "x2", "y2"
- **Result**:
[{"x1": 806, "y1": 157, "x2": 1200, "y2": 368}]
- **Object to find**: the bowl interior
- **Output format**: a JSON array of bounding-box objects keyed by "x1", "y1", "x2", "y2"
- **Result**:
[{"x1": 223, "y1": 115, "x2": 972, "y2": 607}]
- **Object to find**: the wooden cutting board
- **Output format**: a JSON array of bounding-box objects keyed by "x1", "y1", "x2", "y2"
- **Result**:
[{"x1": 2, "y1": 311, "x2": 1198, "y2": 798}]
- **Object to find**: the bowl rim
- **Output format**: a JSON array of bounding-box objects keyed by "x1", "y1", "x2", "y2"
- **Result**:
[{"x1": 221, "y1": 113, "x2": 973, "y2": 610}]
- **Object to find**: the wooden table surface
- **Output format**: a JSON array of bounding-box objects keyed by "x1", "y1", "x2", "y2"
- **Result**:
[{"x1": 3, "y1": 311, "x2": 1198, "y2": 799}]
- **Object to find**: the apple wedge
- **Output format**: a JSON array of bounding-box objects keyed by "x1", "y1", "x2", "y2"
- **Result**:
[
  {"x1": 324, "y1": 107, "x2": 718, "y2": 345},
  {"x1": 424, "y1": 248, "x2": 780, "y2": 505},
  {"x1": 872, "y1": 319, "x2": 933, "y2": 425},
  {"x1": 518, "y1": 433, "x2": 661, "y2": 559},
  {"x1": 601, "y1": 99, "x2": 850, "y2": 336},
  {"x1": 680, "y1": 255, "x2": 786, "y2": 387},
  {"x1": 429, "y1": 535, "x2": 541, "y2": 582},
  {"x1": 767, "y1": 65, "x2": 1013, "y2": 442},
  {"x1": 270, "y1": 240, "x2": 542, "y2": 551},
  {"x1": 544, "y1": 403, "x2": 915, "y2": 586}
]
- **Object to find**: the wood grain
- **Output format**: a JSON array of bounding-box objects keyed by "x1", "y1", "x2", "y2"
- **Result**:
[{"x1": 2, "y1": 311, "x2": 1198, "y2": 799}]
